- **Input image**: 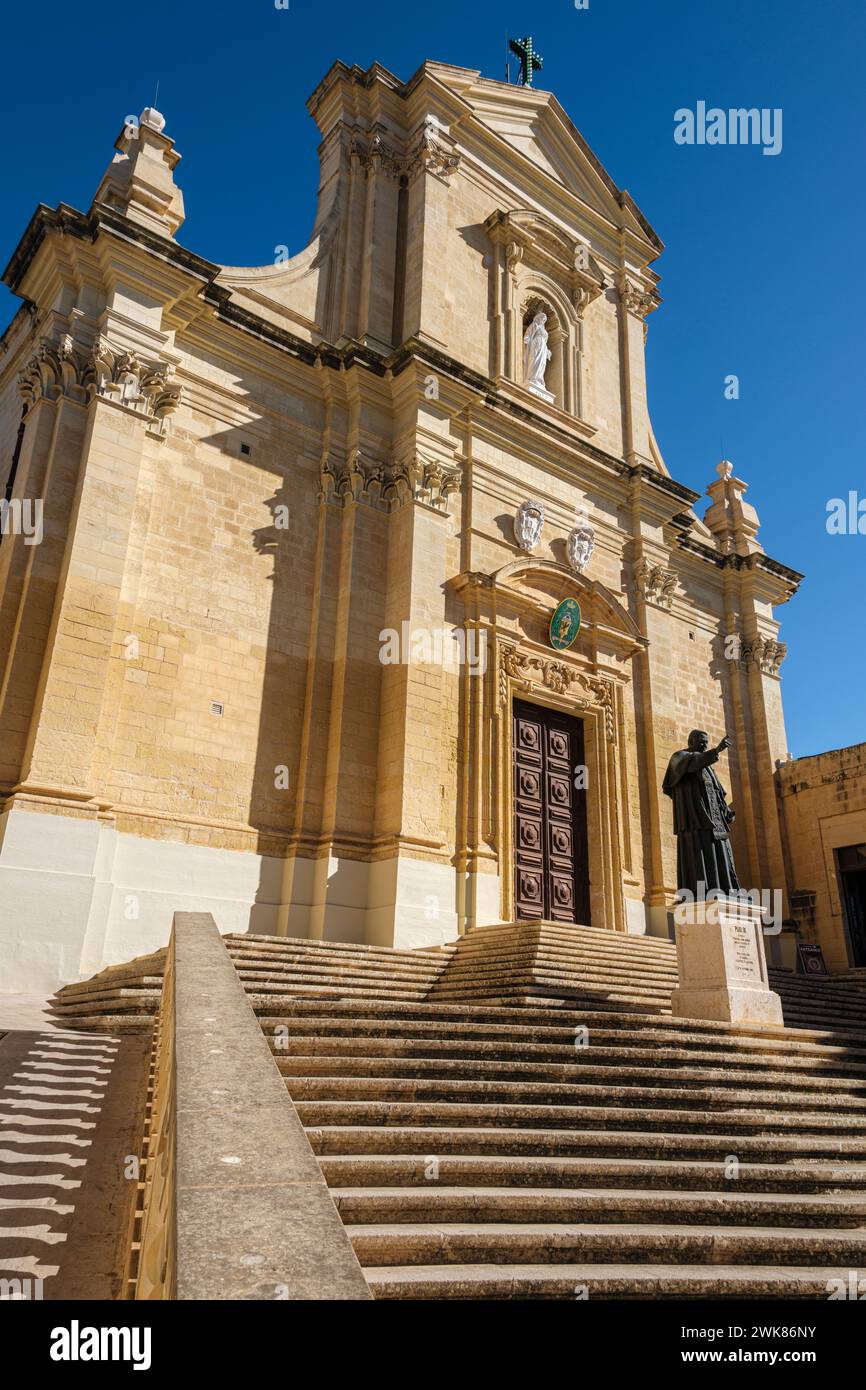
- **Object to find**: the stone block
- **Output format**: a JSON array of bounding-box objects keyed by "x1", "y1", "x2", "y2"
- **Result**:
[{"x1": 671, "y1": 896, "x2": 783, "y2": 1028}]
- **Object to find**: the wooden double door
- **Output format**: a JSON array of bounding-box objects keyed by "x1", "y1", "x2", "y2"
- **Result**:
[{"x1": 513, "y1": 699, "x2": 590, "y2": 924}]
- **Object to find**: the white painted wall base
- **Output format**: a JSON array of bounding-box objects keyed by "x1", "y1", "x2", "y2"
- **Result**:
[
  {"x1": 0, "y1": 807, "x2": 472, "y2": 992},
  {"x1": 624, "y1": 897, "x2": 649, "y2": 935}
]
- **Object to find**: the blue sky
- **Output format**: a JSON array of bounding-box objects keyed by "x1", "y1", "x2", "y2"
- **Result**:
[{"x1": 2, "y1": 0, "x2": 863, "y2": 757}]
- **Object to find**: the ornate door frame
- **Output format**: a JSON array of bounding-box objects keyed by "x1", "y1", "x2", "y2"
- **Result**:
[
  {"x1": 451, "y1": 559, "x2": 647, "y2": 934},
  {"x1": 497, "y1": 640, "x2": 625, "y2": 931}
]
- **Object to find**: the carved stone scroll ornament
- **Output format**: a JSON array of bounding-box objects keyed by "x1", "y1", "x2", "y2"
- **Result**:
[
  {"x1": 618, "y1": 274, "x2": 660, "y2": 321},
  {"x1": 499, "y1": 644, "x2": 616, "y2": 741},
  {"x1": 18, "y1": 337, "x2": 91, "y2": 408},
  {"x1": 514, "y1": 498, "x2": 545, "y2": 553}
]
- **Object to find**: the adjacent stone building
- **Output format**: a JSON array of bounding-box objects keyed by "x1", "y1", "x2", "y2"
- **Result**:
[
  {"x1": 0, "y1": 59, "x2": 810, "y2": 992},
  {"x1": 778, "y1": 744, "x2": 866, "y2": 972}
]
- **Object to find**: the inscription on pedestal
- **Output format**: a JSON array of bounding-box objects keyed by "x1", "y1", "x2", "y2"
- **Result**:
[
  {"x1": 727, "y1": 919, "x2": 763, "y2": 985},
  {"x1": 671, "y1": 899, "x2": 783, "y2": 1028}
]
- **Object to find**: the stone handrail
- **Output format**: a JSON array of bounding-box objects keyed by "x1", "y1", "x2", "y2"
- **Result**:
[{"x1": 135, "y1": 912, "x2": 371, "y2": 1299}]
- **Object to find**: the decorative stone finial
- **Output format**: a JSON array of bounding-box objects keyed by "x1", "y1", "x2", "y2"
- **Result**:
[
  {"x1": 91, "y1": 107, "x2": 185, "y2": 237},
  {"x1": 140, "y1": 107, "x2": 166, "y2": 133},
  {"x1": 704, "y1": 460, "x2": 763, "y2": 557}
]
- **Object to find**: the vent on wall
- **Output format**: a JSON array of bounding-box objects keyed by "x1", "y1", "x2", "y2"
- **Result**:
[
  {"x1": 210, "y1": 701, "x2": 224, "y2": 717},
  {"x1": 240, "y1": 441, "x2": 252, "y2": 458}
]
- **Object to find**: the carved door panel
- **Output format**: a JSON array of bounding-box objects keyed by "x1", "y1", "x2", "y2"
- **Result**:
[{"x1": 513, "y1": 700, "x2": 590, "y2": 924}]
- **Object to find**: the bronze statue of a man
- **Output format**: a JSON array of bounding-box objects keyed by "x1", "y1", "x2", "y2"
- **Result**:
[{"x1": 662, "y1": 730, "x2": 740, "y2": 898}]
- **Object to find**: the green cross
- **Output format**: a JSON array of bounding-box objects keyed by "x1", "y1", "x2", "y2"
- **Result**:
[{"x1": 509, "y1": 35, "x2": 543, "y2": 87}]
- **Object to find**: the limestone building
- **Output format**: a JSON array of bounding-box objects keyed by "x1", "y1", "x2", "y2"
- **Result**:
[
  {"x1": 778, "y1": 744, "x2": 866, "y2": 972},
  {"x1": 0, "y1": 59, "x2": 807, "y2": 994}
]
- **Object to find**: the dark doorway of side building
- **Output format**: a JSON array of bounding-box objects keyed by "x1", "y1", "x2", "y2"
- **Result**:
[
  {"x1": 837, "y1": 844, "x2": 866, "y2": 967},
  {"x1": 512, "y1": 698, "x2": 591, "y2": 924}
]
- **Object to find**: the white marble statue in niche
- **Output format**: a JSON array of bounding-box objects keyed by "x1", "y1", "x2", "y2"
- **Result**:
[{"x1": 523, "y1": 311, "x2": 553, "y2": 402}]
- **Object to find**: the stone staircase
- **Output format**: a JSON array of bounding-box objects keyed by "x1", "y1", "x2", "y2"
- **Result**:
[
  {"x1": 48, "y1": 949, "x2": 166, "y2": 1033},
  {"x1": 48, "y1": 920, "x2": 866, "y2": 1299},
  {"x1": 228, "y1": 923, "x2": 866, "y2": 1299}
]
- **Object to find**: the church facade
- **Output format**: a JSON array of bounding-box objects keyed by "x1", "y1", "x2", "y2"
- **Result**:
[{"x1": 0, "y1": 59, "x2": 804, "y2": 993}]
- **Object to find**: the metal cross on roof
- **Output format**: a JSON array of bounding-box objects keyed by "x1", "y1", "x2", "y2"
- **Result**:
[{"x1": 509, "y1": 35, "x2": 543, "y2": 87}]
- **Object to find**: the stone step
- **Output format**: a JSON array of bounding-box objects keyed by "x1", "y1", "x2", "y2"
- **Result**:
[
  {"x1": 53, "y1": 974, "x2": 164, "y2": 1000},
  {"x1": 273, "y1": 1053, "x2": 866, "y2": 1094},
  {"x1": 225, "y1": 933, "x2": 454, "y2": 969},
  {"x1": 236, "y1": 969, "x2": 433, "y2": 997},
  {"x1": 318, "y1": 1153, "x2": 866, "y2": 1193},
  {"x1": 330, "y1": 1185, "x2": 866, "y2": 1228},
  {"x1": 420, "y1": 988, "x2": 672, "y2": 1014},
  {"x1": 465, "y1": 922, "x2": 676, "y2": 951},
  {"x1": 48, "y1": 988, "x2": 161, "y2": 1016},
  {"x1": 430, "y1": 975, "x2": 674, "y2": 998},
  {"x1": 285, "y1": 1074, "x2": 866, "y2": 1116},
  {"x1": 306, "y1": 1124, "x2": 866, "y2": 1161},
  {"x1": 230, "y1": 952, "x2": 443, "y2": 981},
  {"x1": 254, "y1": 1001, "x2": 866, "y2": 1055},
  {"x1": 346, "y1": 1220, "x2": 866, "y2": 1267},
  {"x1": 246, "y1": 982, "x2": 433, "y2": 1003},
  {"x1": 432, "y1": 947, "x2": 679, "y2": 976},
  {"x1": 294, "y1": 1098, "x2": 866, "y2": 1134},
  {"x1": 364, "y1": 1262, "x2": 854, "y2": 1300},
  {"x1": 433, "y1": 967, "x2": 678, "y2": 989},
  {"x1": 267, "y1": 1033, "x2": 866, "y2": 1076},
  {"x1": 36, "y1": 1013, "x2": 151, "y2": 1034}
]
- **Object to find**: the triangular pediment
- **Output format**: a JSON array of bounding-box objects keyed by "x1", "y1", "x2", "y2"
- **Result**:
[{"x1": 423, "y1": 64, "x2": 661, "y2": 253}]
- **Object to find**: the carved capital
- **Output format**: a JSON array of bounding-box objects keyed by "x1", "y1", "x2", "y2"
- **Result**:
[
  {"x1": 406, "y1": 131, "x2": 461, "y2": 182},
  {"x1": 634, "y1": 558, "x2": 677, "y2": 609},
  {"x1": 18, "y1": 336, "x2": 91, "y2": 408},
  {"x1": 618, "y1": 274, "x2": 660, "y2": 320},
  {"x1": 86, "y1": 337, "x2": 181, "y2": 438},
  {"x1": 319, "y1": 452, "x2": 462, "y2": 513},
  {"x1": 349, "y1": 128, "x2": 459, "y2": 183},
  {"x1": 741, "y1": 634, "x2": 786, "y2": 676},
  {"x1": 350, "y1": 132, "x2": 404, "y2": 177}
]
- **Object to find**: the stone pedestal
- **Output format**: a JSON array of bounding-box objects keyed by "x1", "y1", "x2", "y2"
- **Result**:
[
  {"x1": 527, "y1": 381, "x2": 555, "y2": 404},
  {"x1": 671, "y1": 896, "x2": 784, "y2": 1028}
]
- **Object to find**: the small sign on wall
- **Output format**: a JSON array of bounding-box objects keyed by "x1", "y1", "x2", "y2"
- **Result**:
[{"x1": 796, "y1": 941, "x2": 828, "y2": 977}]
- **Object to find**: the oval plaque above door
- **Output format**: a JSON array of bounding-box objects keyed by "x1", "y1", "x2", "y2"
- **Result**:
[{"x1": 549, "y1": 597, "x2": 582, "y2": 651}]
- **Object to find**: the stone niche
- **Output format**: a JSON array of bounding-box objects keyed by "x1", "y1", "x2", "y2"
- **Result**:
[{"x1": 485, "y1": 209, "x2": 605, "y2": 418}]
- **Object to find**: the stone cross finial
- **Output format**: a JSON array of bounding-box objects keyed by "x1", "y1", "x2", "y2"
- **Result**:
[{"x1": 509, "y1": 36, "x2": 543, "y2": 87}]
